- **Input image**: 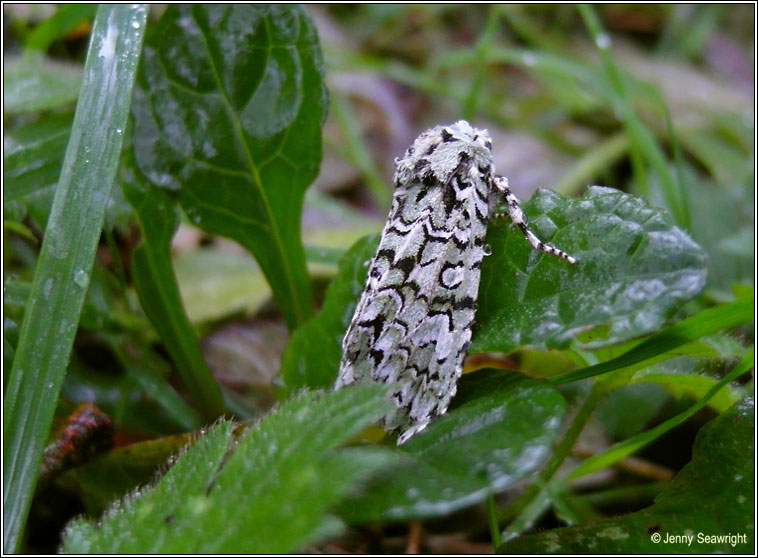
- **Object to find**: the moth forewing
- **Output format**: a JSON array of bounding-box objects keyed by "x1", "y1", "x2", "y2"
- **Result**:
[{"x1": 336, "y1": 120, "x2": 576, "y2": 444}]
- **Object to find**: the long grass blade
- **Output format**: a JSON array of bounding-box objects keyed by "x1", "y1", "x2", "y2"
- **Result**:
[
  {"x1": 550, "y1": 296, "x2": 753, "y2": 386},
  {"x1": 2, "y1": 6, "x2": 148, "y2": 552}
]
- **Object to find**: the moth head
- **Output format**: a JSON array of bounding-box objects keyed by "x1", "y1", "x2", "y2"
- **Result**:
[
  {"x1": 394, "y1": 120, "x2": 494, "y2": 187},
  {"x1": 446, "y1": 120, "x2": 493, "y2": 153}
]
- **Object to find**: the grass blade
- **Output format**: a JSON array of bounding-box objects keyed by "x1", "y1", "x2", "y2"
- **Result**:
[
  {"x1": 2, "y1": 5, "x2": 148, "y2": 552},
  {"x1": 577, "y1": 4, "x2": 691, "y2": 229},
  {"x1": 550, "y1": 295, "x2": 753, "y2": 386},
  {"x1": 462, "y1": 5, "x2": 501, "y2": 120},
  {"x1": 567, "y1": 346, "x2": 754, "y2": 480},
  {"x1": 331, "y1": 93, "x2": 393, "y2": 210}
]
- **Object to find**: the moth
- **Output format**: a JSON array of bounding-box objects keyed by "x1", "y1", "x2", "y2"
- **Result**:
[{"x1": 335, "y1": 120, "x2": 576, "y2": 444}]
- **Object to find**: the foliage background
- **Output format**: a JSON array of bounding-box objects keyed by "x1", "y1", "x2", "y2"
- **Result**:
[{"x1": 3, "y1": 4, "x2": 754, "y2": 554}]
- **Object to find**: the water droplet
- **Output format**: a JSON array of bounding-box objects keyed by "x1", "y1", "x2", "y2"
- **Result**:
[
  {"x1": 522, "y1": 51, "x2": 537, "y2": 66},
  {"x1": 116, "y1": 128, "x2": 123, "y2": 135},
  {"x1": 73, "y1": 269, "x2": 89, "y2": 289},
  {"x1": 595, "y1": 33, "x2": 611, "y2": 50},
  {"x1": 132, "y1": 21, "x2": 141, "y2": 29},
  {"x1": 47, "y1": 382, "x2": 54, "y2": 389},
  {"x1": 43, "y1": 278, "x2": 54, "y2": 298},
  {"x1": 483, "y1": 244, "x2": 492, "y2": 256}
]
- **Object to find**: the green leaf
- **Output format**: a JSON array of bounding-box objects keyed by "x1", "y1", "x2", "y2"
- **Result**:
[
  {"x1": 473, "y1": 186, "x2": 706, "y2": 354},
  {"x1": 3, "y1": 113, "x2": 134, "y2": 232},
  {"x1": 122, "y1": 153, "x2": 226, "y2": 421},
  {"x1": 498, "y1": 397, "x2": 754, "y2": 554},
  {"x1": 3, "y1": 6, "x2": 148, "y2": 553},
  {"x1": 594, "y1": 382, "x2": 668, "y2": 439},
  {"x1": 281, "y1": 234, "x2": 379, "y2": 389},
  {"x1": 338, "y1": 370, "x2": 566, "y2": 522},
  {"x1": 61, "y1": 386, "x2": 398, "y2": 554},
  {"x1": 131, "y1": 4, "x2": 328, "y2": 330},
  {"x1": 4, "y1": 113, "x2": 72, "y2": 201},
  {"x1": 3, "y1": 54, "x2": 82, "y2": 114},
  {"x1": 62, "y1": 422, "x2": 234, "y2": 554},
  {"x1": 284, "y1": 187, "x2": 707, "y2": 392},
  {"x1": 25, "y1": 4, "x2": 99, "y2": 52}
]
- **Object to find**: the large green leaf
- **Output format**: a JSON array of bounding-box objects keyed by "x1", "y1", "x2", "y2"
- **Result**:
[
  {"x1": 338, "y1": 370, "x2": 566, "y2": 522},
  {"x1": 499, "y1": 398, "x2": 754, "y2": 554},
  {"x1": 473, "y1": 186, "x2": 706, "y2": 354},
  {"x1": 61, "y1": 386, "x2": 397, "y2": 554},
  {"x1": 131, "y1": 4, "x2": 328, "y2": 330},
  {"x1": 281, "y1": 187, "x2": 706, "y2": 391}
]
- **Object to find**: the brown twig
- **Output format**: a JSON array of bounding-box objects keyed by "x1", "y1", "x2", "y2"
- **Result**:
[{"x1": 405, "y1": 521, "x2": 422, "y2": 554}]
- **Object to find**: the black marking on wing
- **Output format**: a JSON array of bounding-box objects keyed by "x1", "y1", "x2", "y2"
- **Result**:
[
  {"x1": 443, "y1": 184, "x2": 458, "y2": 214},
  {"x1": 376, "y1": 248, "x2": 396, "y2": 262},
  {"x1": 439, "y1": 261, "x2": 464, "y2": 288},
  {"x1": 369, "y1": 348, "x2": 384, "y2": 366},
  {"x1": 357, "y1": 315, "x2": 386, "y2": 342},
  {"x1": 393, "y1": 256, "x2": 417, "y2": 279},
  {"x1": 454, "y1": 296, "x2": 476, "y2": 311},
  {"x1": 427, "y1": 308, "x2": 455, "y2": 332}
]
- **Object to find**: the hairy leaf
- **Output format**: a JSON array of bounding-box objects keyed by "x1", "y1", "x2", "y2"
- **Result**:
[{"x1": 62, "y1": 386, "x2": 397, "y2": 554}]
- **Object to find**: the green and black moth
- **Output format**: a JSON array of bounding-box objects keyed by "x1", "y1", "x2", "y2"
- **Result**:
[{"x1": 335, "y1": 121, "x2": 577, "y2": 444}]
